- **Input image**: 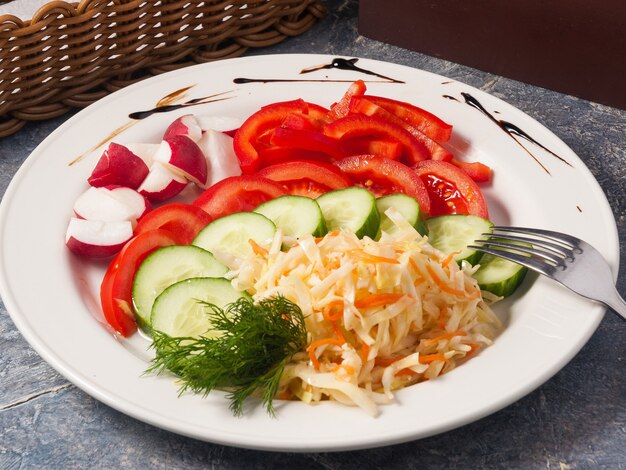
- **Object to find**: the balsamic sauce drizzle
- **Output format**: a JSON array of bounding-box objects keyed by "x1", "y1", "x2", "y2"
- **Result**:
[
  {"x1": 233, "y1": 58, "x2": 404, "y2": 85},
  {"x1": 128, "y1": 91, "x2": 235, "y2": 120},
  {"x1": 457, "y1": 92, "x2": 572, "y2": 174},
  {"x1": 300, "y1": 58, "x2": 404, "y2": 83}
]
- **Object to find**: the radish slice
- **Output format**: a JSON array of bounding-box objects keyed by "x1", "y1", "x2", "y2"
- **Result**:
[
  {"x1": 196, "y1": 115, "x2": 242, "y2": 134},
  {"x1": 65, "y1": 218, "x2": 133, "y2": 258},
  {"x1": 88, "y1": 142, "x2": 151, "y2": 189},
  {"x1": 105, "y1": 186, "x2": 151, "y2": 220},
  {"x1": 138, "y1": 162, "x2": 188, "y2": 202},
  {"x1": 196, "y1": 129, "x2": 242, "y2": 187},
  {"x1": 124, "y1": 143, "x2": 159, "y2": 166},
  {"x1": 163, "y1": 115, "x2": 203, "y2": 142},
  {"x1": 153, "y1": 136, "x2": 208, "y2": 188}
]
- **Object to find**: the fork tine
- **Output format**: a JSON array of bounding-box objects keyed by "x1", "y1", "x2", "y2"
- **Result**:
[
  {"x1": 481, "y1": 232, "x2": 575, "y2": 261},
  {"x1": 472, "y1": 239, "x2": 566, "y2": 267},
  {"x1": 467, "y1": 244, "x2": 555, "y2": 276},
  {"x1": 491, "y1": 226, "x2": 580, "y2": 249}
]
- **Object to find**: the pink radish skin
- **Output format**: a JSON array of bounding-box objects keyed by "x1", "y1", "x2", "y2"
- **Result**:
[
  {"x1": 73, "y1": 186, "x2": 151, "y2": 223},
  {"x1": 163, "y1": 115, "x2": 203, "y2": 142},
  {"x1": 65, "y1": 218, "x2": 133, "y2": 258},
  {"x1": 138, "y1": 162, "x2": 188, "y2": 202},
  {"x1": 88, "y1": 142, "x2": 151, "y2": 189},
  {"x1": 153, "y1": 135, "x2": 208, "y2": 188}
]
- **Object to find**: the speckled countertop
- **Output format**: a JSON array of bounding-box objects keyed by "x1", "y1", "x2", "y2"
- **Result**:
[{"x1": 1, "y1": 1, "x2": 624, "y2": 468}]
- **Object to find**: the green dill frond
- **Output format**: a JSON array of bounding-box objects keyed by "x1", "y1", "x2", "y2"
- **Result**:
[{"x1": 147, "y1": 295, "x2": 307, "y2": 416}]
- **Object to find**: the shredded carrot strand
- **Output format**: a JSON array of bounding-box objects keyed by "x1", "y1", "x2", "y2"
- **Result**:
[
  {"x1": 419, "y1": 353, "x2": 446, "y2": 363},
  {"x1": 354, "y1": 293, "x2": 405, "y2": 309},
  {"x1": 348, "y1": 249, "x2": 400, "y2": 265},
  {"x1": 323, "y1": 300, "x2": 344, "y2": 322},
  {"x1": 360, "y1": 342, "x2": 371, "y2": 363},
  {"x1": 248, "y1": 238, "x2": 268, "y2": 256},
  {"x1": 307, "y1": 338, "x2": 345, "y2": 370},
  {"x1": 408, "y1": 257, "x2": 421, "y2": 274},
  {"x1": 396, "y1": 368, "x2": 417, "y2": 377},
  {"x1": 441, "y1": 251, "x2": 460, "y2": 268},
  {"x1": 422, "y1": 330, "x2": 466, "y2": 346},
  {"x1": 426, "y1": 264, "x2": 467, "y2": 297}
]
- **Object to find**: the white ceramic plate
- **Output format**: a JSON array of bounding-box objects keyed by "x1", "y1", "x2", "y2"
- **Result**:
[{"x1": 0, "y1": 54, "x2": 619, "y2": 452}]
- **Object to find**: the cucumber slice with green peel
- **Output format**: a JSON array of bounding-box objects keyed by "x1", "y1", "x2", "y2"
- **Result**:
[
  {"x1": 473, "y1": 253, "x2": 528, "y2": 297},
  {"x1": 376, "y1": 193, "x2": 428, "y2": 237},
  {"x1": 316, "y1": 187, "x2": 380, "y2": 239},
  {"x1": 151, "y1": 277, "x2": 250, "y2": 338},
  {"x1": 132, "y1": 245, "x2": 228, "y2": 329},
  {"x1": 426, "y1": 214, "x2": 493, "y2": 265},
  {"x1": 254, "y1": 195, "x2": 327, "y2": 238},
  {"x1": 192, "y1": 211, "x2": 276, "y2": 261}
]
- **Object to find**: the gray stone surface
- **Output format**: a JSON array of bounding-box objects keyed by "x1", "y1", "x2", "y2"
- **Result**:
[{"x1": 1, "y1": 1, "x2": 624, "y2": 468}]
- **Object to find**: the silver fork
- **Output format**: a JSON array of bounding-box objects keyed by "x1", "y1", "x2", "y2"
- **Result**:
[{"x1": 468, "y1": 226, "x2": 626, "y2": 320}]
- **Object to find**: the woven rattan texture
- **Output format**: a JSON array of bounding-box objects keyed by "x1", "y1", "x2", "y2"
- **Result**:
[{"x1": 0, "y1": 0, "x2": 325, "y2": 138}]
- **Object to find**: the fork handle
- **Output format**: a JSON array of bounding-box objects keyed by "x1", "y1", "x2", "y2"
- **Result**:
[{"x1": 604, "y1": 287, "x2": 626, "y2": 321}]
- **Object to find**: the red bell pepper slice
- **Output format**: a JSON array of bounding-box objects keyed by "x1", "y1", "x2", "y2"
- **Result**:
[
  {"x1": 323, "y1": 114, "x2": 430, "y2": 165},
  {"x1": 450, "y1": 158, "x2": 492, "y2": 183},
  {"x1": 326, "y1": 80, "x2": 367, "y2": 121},
  {"x1": 349, "y1": 96, "x2": 453, "y2": 161},
  {"x1": 363, "y1": 95, "x2": 453, "y2": 143},
  {"x1": 340, "y1": 137, "x2": 403, "y2": 160},
  {"x1": 233, "y1": 99, "x2": 311, "y2": 174},
  {"x1": 270, "y1": 127, "x2": 345, "y2": 160}
]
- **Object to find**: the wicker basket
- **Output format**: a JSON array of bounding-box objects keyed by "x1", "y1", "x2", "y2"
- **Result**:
[{"x1": 0, "y1": 0, "x2": 325, "y2": 138}]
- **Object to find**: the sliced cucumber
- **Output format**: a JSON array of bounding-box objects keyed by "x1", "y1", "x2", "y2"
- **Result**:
[
  {"x1": 426, "y1": 214, "x2": 493, "y2": 265},
  {"x1": 151, "y1": 277, "x2": 250, "y2": 338},
  {"x1": 132, "y1": 245, "x2": 228, "y2": 329},
  {"x1": 473, "y1": 253, "x2": 528, "y2": 297},
  {"x1": 376, "y1": 193, "x2": 428, "y2": 237},
  {"x1": 316, "y1": 187, "x2": 380, "y2": 239},
  {"x1": 254, "y1": 195, "x2": 327, "y2": 239},
  {"x1": 192, "y1": 211, "x2": 276, "y2": 261}
]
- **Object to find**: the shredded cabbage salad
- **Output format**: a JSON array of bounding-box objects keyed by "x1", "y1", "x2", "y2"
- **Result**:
[{"x1": 228, "y1": 208, "x2": 501, "y2": 415}]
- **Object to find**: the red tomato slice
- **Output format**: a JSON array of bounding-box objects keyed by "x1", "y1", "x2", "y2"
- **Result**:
[
  {"x1": 100, "y1": 229, "x2": 180, "y2": 336},
  {"x1": 335, "y1": 155, "x2": 431, "y2": 215},
  {"x1": 364, "y1": 95, "x2": 453, "y2": 143},
  {"x1": 326, "y1": 80, "x2": 367, "y2": 121},
  {"x1": 193, "y1": 175, "x2": 287, "y2": 219},
  {"x1": 349, "y1": 96, "x2": 453, "y2": 161},
  {"x1": 413, "y1": 160, "x2": 489, "y2": 218},
  {"x1": 256, "y1": 160, "x2": 352, "y2": 197},
  {"x1": 133, "y1": 203, "x2": 213, "y2": 245},
  {"x1": 323, "y1": 114, "x2": 430, "y2": 165},
  {"x1": 233, "y1": 99, "x2": 310, "y2": 174}
]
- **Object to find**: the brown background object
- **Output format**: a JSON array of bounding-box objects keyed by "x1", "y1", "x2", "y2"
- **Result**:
[
  {"x1": 359, "y1": 0, "x2": 626, "y2": 110},
  {"x1": 0, "y1": 0, "x2": 325, "y2": 138}
]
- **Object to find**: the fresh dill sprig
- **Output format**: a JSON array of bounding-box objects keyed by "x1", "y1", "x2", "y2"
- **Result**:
[{"x1": 147, "y1": 295, "x2": 307, "y2": 416}]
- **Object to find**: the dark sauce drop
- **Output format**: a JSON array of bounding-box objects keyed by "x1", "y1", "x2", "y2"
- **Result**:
[
  {"x1": 442, "y1": 94, "x2": 459, "y2": 102},
  {"x1": 459, "y1": 92, "x2": 572, "y2": 173}
]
